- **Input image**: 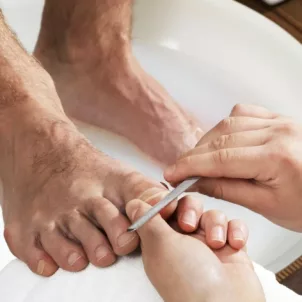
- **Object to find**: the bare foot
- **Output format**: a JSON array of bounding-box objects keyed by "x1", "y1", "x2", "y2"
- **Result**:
[
  {"x1": 2, "y1": 96, "x2": 181, "y2": 276},
  {"x1": 0, "y1": 8, "x2": 202, "y2": 278},
  {"x1": 34, "y1": 2, "x2": 202, "y2": 166}
]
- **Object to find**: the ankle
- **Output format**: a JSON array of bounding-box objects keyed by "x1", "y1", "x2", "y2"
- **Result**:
[{"x1": 35, "y1": 0, "x2": 132, "y2": 67}]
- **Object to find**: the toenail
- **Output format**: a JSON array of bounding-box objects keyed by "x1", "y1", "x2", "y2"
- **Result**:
[
  {"x1": 181, "y1": 210, "x2": 197, "y2": 228},
  {"x1": 68, "y1": 252, "x2": 82, "y2": 266},
  {"x1": 37, "y1": 260, "x2": 45, "y2": 275},
  {"x1": 211, "y1": 226, "x2": 224, "y2": 243},
  {"x1": 95, "y1": 246, "x2": 110, "y2": 262},
  {"x1": 117, "y1": 233, "x2": 137, "y2": 248}
]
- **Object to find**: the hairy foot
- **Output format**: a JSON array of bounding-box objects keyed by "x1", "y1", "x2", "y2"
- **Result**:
[
  {"x1": 2, "y1": 99, "x2": 182, "y2": 276},
  {"x1": 34, "y1": 8, "x2": 202, "y2": 166}
]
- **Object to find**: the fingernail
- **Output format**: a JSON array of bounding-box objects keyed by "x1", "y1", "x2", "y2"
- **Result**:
[
  {"x1": 181, "y1": 210, "x2": 197, "y2": 227},
  {"x1": 232, "y1": 229, "x2": 244, "y2": 241},
  {"x1": 165, "y1": 165, "x2": 176, "y2": 178},
  {"x1": 117, "y1": 232, "x2": 137, "y2": 248},
  {"x1": 68, "y1": 252, "x2": 82, "y2": 266},
  {"x1": 95, "y1": 246, "x2": 109, "y2": 262},
  {"x1": 211, "y1": 226, "x2": 224, "y2": 242},
  {"x1": 37, "y1": 260, "x2": 45, "y2": 275}
]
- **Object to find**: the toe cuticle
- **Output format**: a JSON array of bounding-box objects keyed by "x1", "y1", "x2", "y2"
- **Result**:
[{"x1": 68, "y1": 252, "x2": 82, "y2": 266}]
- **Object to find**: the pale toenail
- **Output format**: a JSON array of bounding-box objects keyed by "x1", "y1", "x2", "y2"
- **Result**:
[
  {"x1": 68, "y1": 252, "x2": 82, "y2": 266},
  {"x1": 117, "y1": 233, "x2": 137, "y2": 248},
  {"x1": 95, "y1": 246, "x2": 109, "y2": 261},
  {"x1": 181, "y1": 210, "x2": 197, "y2": 227},
  {"x1": 37, "y1": 260, "x2": 45, "y2": 275}
]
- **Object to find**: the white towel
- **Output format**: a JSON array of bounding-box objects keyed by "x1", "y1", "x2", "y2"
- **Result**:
[{"x1": 0, "y1": 257, "x2": 300, "y2": 302}]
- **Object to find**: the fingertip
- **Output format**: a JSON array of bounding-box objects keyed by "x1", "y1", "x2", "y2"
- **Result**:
[
  {"x1": 177, "y1": 196, "x2": 203, "y2": 233},
  {"x1": 228, "y1": 220, "x2": 249, "y2": 250},
  {"x1": 164, "y1": 164, "x2": 176, "y2": 182},
  {"x1": 126, "y1": 199, "x2": 144, "y2": 222}
]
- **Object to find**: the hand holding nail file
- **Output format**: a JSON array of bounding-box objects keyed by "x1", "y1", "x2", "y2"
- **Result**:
[{"x1": 128, "y1": 176, "x2": 200, "y2": 232}]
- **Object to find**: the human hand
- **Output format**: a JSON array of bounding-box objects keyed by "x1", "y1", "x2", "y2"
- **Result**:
[
  {"x1": 164, "y1": 104, "x2": 302, "y2": 231},
  {"x1": 126, "y1": 198, "x2": 265, "y2": 302}
]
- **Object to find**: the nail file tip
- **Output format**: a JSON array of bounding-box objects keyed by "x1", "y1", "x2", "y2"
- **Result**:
[{"x1": 127, "y1": 227, "x2": 136, "y2": 232}]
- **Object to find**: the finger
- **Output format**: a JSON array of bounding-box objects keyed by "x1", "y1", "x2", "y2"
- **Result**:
[
  {"x1": 165, "y1": 146, "x2": 266, "y2": 183},
  {"x1": 230, "y1": 104, "x2": 278, "y2": 119},
  {"x1": 192, "y1": 177, "x2": 273, "y2": 215},
  {"x1": 227, "y1": 219, "x2": 249, "y2": 250},
  {"x1": 196, "y1": 117, "x2": 278, "y2": 147},
  {"x1": 176, "y1": 195, "x2": 203, "y2": 233},
  {"x1": 200, "y1": 210, "x2": 228, "y2": 249},
  {"x1": 138, "y1": 188, "x2": 177, "y2": 220},
  {"x1": 126, "y1": 199, "x2": 173, "y2": 244},
  {"x1": 183, "y1": 129, "x2": 269, "y2": 158}
]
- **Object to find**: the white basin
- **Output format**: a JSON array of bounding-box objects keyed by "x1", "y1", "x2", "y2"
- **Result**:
[{"x1": 0, "y1": 0, "x2": 302, "y2": 277}]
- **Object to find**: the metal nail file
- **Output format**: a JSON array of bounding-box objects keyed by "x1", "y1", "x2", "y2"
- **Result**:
[{"x1": 127, "y1": 176, "x2": 200, "y2": 232}]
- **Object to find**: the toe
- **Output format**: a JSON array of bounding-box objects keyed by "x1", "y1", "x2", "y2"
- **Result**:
[
  {"x1": 67, "y1": 212, "x2": 116, "y2": 267},
  {"x1": 40, "y1": 228, "x2": 88, "y2": 272},
  {"x1": 137, "y1": 188, "x2": 177, "y2": 219},
  {"x1": 4, "y1": 227, "x2": 58, "y2": 277},
  {"x1": 176, "y1": 195, "x2": 203, "y2": 233},
  {"x1": 227, "y1": 219, "x2": 249, "y2": 250},
  {"x1": 88, "y1": 198, "x2": 139, "y2": 256},
  {"x1": 200, "y1": 210, "x2": 228, "y2": 249}
]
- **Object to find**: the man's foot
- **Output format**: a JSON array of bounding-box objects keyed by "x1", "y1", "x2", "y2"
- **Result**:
[
  {"x1": 2, "y1": 96, "x2": 181, "y2": 276},
  {"x1": 34, "y1": 1, "x2": 202, "y2": 166}
]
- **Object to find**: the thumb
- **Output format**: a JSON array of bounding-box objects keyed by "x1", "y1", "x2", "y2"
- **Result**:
[{"x1": 126, "y1": 199, "x2": 173, "y2": 242}]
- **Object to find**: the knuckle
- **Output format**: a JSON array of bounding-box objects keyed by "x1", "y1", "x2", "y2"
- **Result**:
[
  {"x1": 212, "y1": 149, "x2": 230, "y2": 165},
  {"x1": 207, "y1": 182, "x2": 225, "y2": 200},
  {"x1": 209, "y1": 135, "x2": 233, "y2": 150},
  {"x1": 268, "y1": 141, "x2": 295, "y2": 166},
  {"x1": 218, "y1": 117, "x2": 234, "y2": 132},
  {"x1": 271, "y1": 123, "x2": 297, "y2": 136},
  {"x1": 231, "y1": 104, "x2": 246, "y2": 116}
]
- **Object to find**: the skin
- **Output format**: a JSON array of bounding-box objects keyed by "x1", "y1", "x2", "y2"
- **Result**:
[
  {"x1": 165, "y1": 104, "x2": 302, "y2": 232},
  {"x1": 0, "y1": 4, "x2": 202, "y2": 277},
  {"x1": 126, "y1": 199, "x2": 265, "y2": 302},
  {"x1": 34, "y1": 0, "x2": 202, "y2": 166}
]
